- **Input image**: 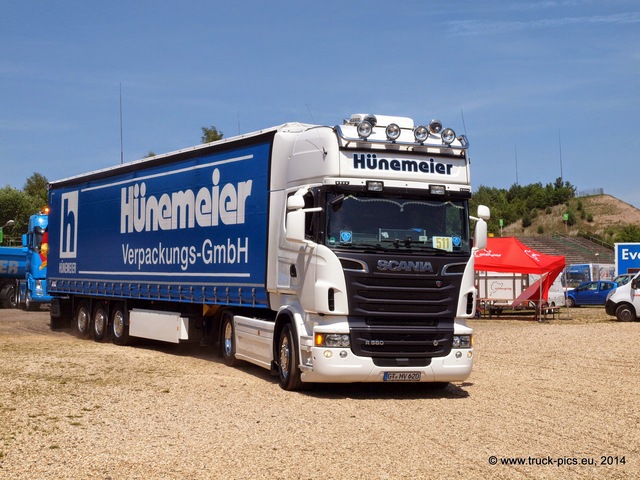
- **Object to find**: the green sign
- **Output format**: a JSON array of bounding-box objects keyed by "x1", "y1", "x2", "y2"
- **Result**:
[{"x1": 563, "y1": 213, "x2": 569, "y2": 221}]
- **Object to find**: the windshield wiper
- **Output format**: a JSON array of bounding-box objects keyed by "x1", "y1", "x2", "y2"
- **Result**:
[{"x1": 330, "y1": 242, "x2": 388, "y2": 252}]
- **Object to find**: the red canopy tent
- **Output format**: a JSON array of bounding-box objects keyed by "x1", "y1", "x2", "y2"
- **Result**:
[{"x1": 474, "y1": 237, "x2": 566, "y2": 307}]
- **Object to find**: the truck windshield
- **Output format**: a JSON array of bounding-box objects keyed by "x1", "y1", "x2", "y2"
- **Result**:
[{"x1": 325, "y1": 192, "x2": 470, "y2": 254}]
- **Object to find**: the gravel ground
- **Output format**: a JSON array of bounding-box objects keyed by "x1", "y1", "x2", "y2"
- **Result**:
[{"x1": 0, "y1": 307, "x2": 638, "y2": 480}]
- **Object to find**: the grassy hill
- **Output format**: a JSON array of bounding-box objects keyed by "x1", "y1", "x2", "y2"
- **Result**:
[{"x1": 500, "y1": 194, "x2": 640, "y2": 243}]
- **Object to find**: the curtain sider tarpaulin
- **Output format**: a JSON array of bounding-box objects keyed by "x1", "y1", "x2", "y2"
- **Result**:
[{"x1": 474, "y1": 237, "x2": 566, "y2": 305}]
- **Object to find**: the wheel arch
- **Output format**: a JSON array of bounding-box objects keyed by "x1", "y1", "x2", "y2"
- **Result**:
[{"x1": 272, "y1": 307, "x2": 306, "y2": 371}]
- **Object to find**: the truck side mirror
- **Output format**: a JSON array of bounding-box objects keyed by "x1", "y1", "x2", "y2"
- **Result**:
[
  {"x1": 473, "y1": 219, "x2": 487, "y2": 250},
  {"x1": 472, "y1": 204, "x2": 490, "y2": 250},
  {"x1": 477, "y1": 205, "x2": 490, "y2": 220},
  {"x1": 287, "y1": 195, "x2": 305, "y2": 210},
  {"x1": 285, "y1": 209, "x2": 306, "y2": 243}
]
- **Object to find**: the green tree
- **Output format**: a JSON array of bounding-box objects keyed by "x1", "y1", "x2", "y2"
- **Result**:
[
  {"x1": 471, "y1": 178, "x2": 576, "y2": 234},
  {"x1": 616, "y1": 225, "x2": 640, "y2": 243},
  {"x1": 0, "y1": 186, "x2": 38, "y2": 244},
  {"x1": 23, "y1": 172, "x2": 48, "y2": 208},
  {"x1": 201, "y1": 126, "x2": 224, "y2": 144}
]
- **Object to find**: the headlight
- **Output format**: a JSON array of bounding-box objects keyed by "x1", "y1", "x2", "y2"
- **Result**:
[
  {"x1": 315, "y1": 333, "x2": 350, "y2": 348},
  {"x1": 452, "y1": 335, "x2": 472, "y2": 348}
]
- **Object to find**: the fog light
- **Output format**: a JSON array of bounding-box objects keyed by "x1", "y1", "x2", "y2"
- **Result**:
[
  {"x1": 340, "y1": 350, "x2": 348, "y2": 358},
  {"x1": 385, "y1": 123, "x2": 401, "y2": 141},
  {"x1": 357, "y1": 121, "x2": 373, "y2": 139},
  {"x1": 323, "y1": 350, "x2": 333, "y2": 358},
  {"x1": 455, "y1": 351, "x2": 462, "y2": 359},
  {"x1": 442, "y1": 128, "x2": 456, "y2": 145},
  {"x1": 429, "y1": 119, "x2": 442, "y2": 134},
  {"x1": 414, "y1": 125, "x2": 429, "y2": 143}
]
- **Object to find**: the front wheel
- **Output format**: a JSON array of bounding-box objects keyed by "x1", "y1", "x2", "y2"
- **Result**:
[
  {"x1": 615, "y1": 304, "x2": 636, "y2": 322},
  {"x1": 566, "y1": 297, "x2": 576, "y2": 308},
  {"x1": 24, "y1": 292, "x2": 40, "y2": 311},
  {"x1": 277, "y1": 324, "x2": 303, "y2": 391},
  {"x1": 220, "y1": 312, "x2": 239, "y2": 367}
]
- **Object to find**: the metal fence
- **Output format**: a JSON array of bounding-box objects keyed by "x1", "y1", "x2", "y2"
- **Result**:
[{"x1": 576, "y1": 188, "x2": 604, "y2": 197}]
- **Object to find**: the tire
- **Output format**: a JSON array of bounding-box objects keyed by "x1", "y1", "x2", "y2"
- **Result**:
[
  {"x1": 24, "y1": 292, "x2": 40, "y2": 311},
  {"x1": 75, "y1": 301, "x2": 91, "y2": 339},
  {"x1": 92, "y1": 303, "x2": 108, "y2": 342},
  {"x1": 277, "y1": 323, "x2": 303, "y2": 391},
  {"x1": 615, "y1": 304, "x2": 635, "y2": 322},
  {"x1": 220, "y1": 312, "x2": 238, "y2": 367},
  {"x1": 111, "y1": 303, "x2": 130, "y2": 346},
  {"x1": 429, "y1": 382, "x2": 450, "y2": 390},
  {"x1": 566, "y1": 297, "x2": 575, "y2": 308},
  {"x1": 1, "y1": 284, "x2": 17, "y2": 309}
]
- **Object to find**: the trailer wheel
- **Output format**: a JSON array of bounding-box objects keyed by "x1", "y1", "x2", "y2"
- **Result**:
[
  {"x1": 75, "y1": 301, "x2": 91, "y2": 339},
  {"x1": 111, "y1": 303, "x2": 130, "y2": 346},
  {"x1": 1, "y1": 285, "x2": 17, "y2": 309},
  {"x1": 277, "y1": 323, "x2": 303, "y2": 391},
  {"x1": 220, "y1": 312, "x2": 238, "y2": 367},
  {"x1": 615, "y1": 304, "x2": 635, "y2": 322},
  {"x1": 92, "y1": 303, "x2": 108, "y2": 342}
]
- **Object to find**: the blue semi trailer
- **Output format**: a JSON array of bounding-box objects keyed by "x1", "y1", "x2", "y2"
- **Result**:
[{"x1": 48, "y1": 114, "x2": 489, "y2": 390}]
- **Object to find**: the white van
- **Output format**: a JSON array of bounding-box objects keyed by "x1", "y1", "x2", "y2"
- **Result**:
[{"x1": 605, "y1": 272, "x2": 640, "y2": 321}]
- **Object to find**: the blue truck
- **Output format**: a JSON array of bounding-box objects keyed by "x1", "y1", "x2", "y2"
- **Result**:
[
  {"x1": 0, "y1": 212, "x2": 52, "y2": 310},
  {"x1": 48, "y1": 114, "x2": 489, "y2": 390}
]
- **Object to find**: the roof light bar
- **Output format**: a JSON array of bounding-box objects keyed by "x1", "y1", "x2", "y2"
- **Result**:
[{"x1": 335, "y1": 114, "x2": 468, "y2": 151}]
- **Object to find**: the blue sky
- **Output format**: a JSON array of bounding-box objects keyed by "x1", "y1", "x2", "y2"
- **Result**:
[{"x1": 2, "y1": 1, "x2": 639, "y2": 207}]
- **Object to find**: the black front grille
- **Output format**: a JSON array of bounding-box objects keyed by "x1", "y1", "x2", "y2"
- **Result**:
[
  {"x1": 348, "y1": 274, "x2": 457, "y2": 317},
  {"x1": 339, "y1": 254, "x2": 463, "y2": 359}
]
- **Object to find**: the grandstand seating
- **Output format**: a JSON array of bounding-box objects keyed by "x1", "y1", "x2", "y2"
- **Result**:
[{"x1": 516, "y1": 235, "x2": 614, "y2": 265}]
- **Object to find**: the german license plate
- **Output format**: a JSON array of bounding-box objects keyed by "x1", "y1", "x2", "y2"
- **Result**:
[{"x1": 383, "y1": 372, "x2": 421, "y2": 382}]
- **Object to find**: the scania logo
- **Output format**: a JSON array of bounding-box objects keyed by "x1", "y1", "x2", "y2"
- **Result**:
[{"x1": 377, "y1": 259, "x2": 434, "y2": 273}]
